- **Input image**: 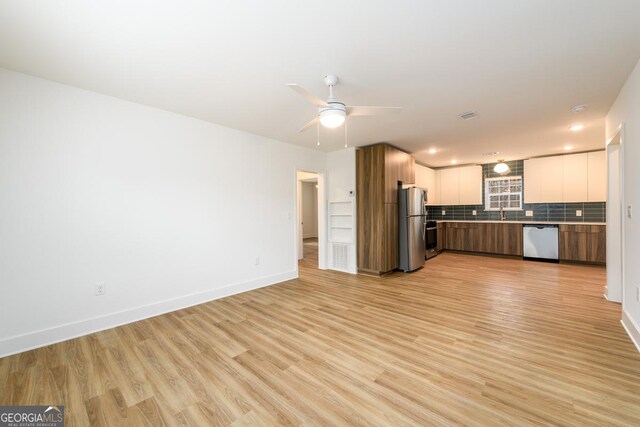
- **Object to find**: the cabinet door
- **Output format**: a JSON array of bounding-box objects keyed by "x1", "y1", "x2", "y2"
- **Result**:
[
  {"x1": 588, "y1": 151, "x2": 606, "y2": 202},
  {"x1": 403, "y1": 153, "x2": 416, "y2": 184},
  {"x1": 439, "y1": 168, "x2": 460, "y2": 205},
  {"x1": 382, "y1": 203, "x2": 399, "y2": 272},
  {"x1": 414, "y1": 164, "x2": 428, "y2": 188},
  {"x1": 540, "y1": 156, "x2": 564, "y2": 203},
  {"x1": 436, "y1": 223, "x2": 444, "y2": 252},
  {"x1": 425, "y1": 167, "x2": 438, "y2": 205},
  {"x1": 416, "y1": 164, "x2": 438, "y2": 205},
  {"x1": 563, "y1": 153, "x2": 588, "y2": 202},
  {"x1": 459, "y1": 165, "x2": 482, "y2": 205},
  {"x1": 524, "y1": 158, "x2": 542, "y2": 203}
]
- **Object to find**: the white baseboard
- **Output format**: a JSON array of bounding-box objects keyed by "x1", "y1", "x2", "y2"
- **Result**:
[
  {"x1": 0, "y1": 270, "x2": 297, "y2": 358},
  {"x1": 621, "y1": 310, "x2": 640, "y2": 353}
]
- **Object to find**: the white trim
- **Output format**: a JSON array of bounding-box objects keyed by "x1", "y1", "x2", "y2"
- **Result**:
[
  {"x1": 484, "y1": 175, "x2": 523, "y2": 211},
  {"x1": 0, "y1": 270, "x2": 297, "y2": 358},
  {"x1": 606, "y1": 124, "x2": 624, "y2": 303},
  {"x1": 621, "y1": 310, "x2": 640, "y2": 353}
]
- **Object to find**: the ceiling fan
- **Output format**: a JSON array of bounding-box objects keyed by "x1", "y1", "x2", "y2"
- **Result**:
[{"x1": 287, "y1": 75, "x2": 402, "y2": 133}]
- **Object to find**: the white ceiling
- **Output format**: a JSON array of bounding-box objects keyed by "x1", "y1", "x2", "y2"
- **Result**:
[{"x1": 1, "y1": 1, "x2": 639, "y2": 167}]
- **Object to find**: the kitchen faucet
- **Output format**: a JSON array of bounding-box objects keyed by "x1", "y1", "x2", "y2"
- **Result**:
[{"x1": 499, "y1": 206, "x2": 506, "y2": 221}]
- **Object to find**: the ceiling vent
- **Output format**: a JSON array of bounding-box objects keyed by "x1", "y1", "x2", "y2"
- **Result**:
[{"x1": 458, "y1": 111, "x2": 478, "y2": 120}]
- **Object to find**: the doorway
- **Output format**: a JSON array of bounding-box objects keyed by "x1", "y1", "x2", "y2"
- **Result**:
[
  {"x1": 606, "y1": 125, "x2": 624, "y2": 303},
  {"x1": 296, "y1": 170, "x2": 326, "y2": 270},
  {"x1": 301, "y1": 177, "x2": 319, "y2": 261}
]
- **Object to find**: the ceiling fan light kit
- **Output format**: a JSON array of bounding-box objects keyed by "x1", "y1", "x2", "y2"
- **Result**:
[
  {"x1": 287, "y1": 75, "x2": 402, "y2": 141},
  {"x1": 319, "y1": 107, "x2": 346, "y2": 128}
]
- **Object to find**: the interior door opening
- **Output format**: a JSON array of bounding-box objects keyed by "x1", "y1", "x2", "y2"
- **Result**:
[{"x1": 296, "y1": 170, "x2": 325, "y2": 270}]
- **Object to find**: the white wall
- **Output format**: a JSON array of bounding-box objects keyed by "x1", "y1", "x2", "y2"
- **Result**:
[
  {"x1": 606, "y1": 58, "x2": 640, "y2": 351},
  {"x1": 0, "y1": 68, "x2": 327, "y2": 356},
  {"x1": 302, "y1": 182, "x2": 318, "y2": 238},
  {"x1": 326, "y1": 148, "x2": 357, "y2": 274}
]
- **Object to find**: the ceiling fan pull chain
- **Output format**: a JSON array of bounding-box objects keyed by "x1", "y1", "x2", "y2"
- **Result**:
[
  {"x1": 344, "y1": 117, "x2": 348, "y2": 148},
  {"x1": 317, "y1": 116, "x2": 321, "y2": 146}
]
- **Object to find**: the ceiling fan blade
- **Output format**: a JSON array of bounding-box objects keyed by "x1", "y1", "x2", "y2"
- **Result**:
[
  {"x1": 287, "y1": 84, "x2": 328, "y2": 107},
  {"x1": 298, "y1": 117, "x2": 319, "y2": 133},
  {"x1": 347, "y1": 106, "x2": 402, "y2": 116}
]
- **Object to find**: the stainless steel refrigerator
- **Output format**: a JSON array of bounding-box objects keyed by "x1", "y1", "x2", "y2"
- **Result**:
[{"x1": 399, "y1": 187, "x2": 427, "y2": 272}]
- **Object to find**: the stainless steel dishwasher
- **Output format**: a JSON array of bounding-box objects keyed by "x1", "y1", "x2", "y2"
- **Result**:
[{"x1": 523, "y1": 224, "x2": 559, "y2": 262}]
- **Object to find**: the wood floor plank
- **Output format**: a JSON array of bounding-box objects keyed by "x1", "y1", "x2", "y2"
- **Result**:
[{"x1": 1, "y1": 250, "x2": 639, "y2": 426}]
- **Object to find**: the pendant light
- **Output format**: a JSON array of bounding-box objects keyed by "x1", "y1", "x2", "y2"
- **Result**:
[{"x1": 494, "y1": 160, "x2": 510, "y2": 175}]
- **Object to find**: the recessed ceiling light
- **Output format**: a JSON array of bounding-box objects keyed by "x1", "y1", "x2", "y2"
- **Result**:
[
  {"x1": 571, "y1": 104, "x2": 588, "y2": 113},
  {"x1": 564, "y1": 145, "x2": 574, "y2": 151},
  {"x1": 569, "y1": 124, "x2": 585, "y2": 132},
  {"x1": 428, "y1": 148, "x2": 437, "y2": 154},
  {"x1": 451, "y1": 160, "x2": 458, "y2": 164}
]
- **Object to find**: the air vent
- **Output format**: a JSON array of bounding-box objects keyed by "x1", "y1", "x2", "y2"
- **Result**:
[
  {"x1": 331, "y1": 243, "x2": 350, "y2": 271},
  {"x1": 482, "y1": 151, "x2": 499, "y2": 156},
  {"x1": 458, "y1": 111, "x2": 478, "y2": 120}
]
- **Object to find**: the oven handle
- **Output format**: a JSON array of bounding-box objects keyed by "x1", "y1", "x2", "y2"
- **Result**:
[{"x1": 426, "y1": 227, "x2": 437, "y2": 231}]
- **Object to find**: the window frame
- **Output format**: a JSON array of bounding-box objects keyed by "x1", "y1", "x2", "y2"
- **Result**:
[{"x1": 484, "y1": 175, "x2": 523, "y2": 211}]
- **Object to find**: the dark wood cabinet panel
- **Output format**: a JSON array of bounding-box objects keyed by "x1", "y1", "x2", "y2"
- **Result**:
[
  {"x1": 356, "y1": 146, "x2": 385, "y2": 272},
  {"x1": 436, "y1": 223, "x2": 444, "y2": 252},
  {"x1": 559, "y1": 224, "x2": 605, "y2": 264},
  {"x1": 382, "y1": 203, "x2": 399, "y2": 272},
  {"x1": 357, "y1": 143, "x2": 415, "y2": 274},
  {"x1": 383, "y1": 145, "x2": 415, "y2": 203},
  {"x1": 443, "y1": 222, "x2": 522, "y2": 256}
]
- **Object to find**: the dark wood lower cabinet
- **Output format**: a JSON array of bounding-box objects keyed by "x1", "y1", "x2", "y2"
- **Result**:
[
  {"x1": 438, "y1": 222, "x2": 605, "y2": 264},
  {"x1": 436, "y1": 223, "x2": 444, "y2": 252},
  {"x1": 442, "y1": 222, "x2": 522, "y2": 256},
  {"x1": 559, "y1": 225, "x2": 606, "y2": 264}
]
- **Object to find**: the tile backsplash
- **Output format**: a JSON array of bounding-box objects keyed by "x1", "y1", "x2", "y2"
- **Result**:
[
  {"x1": 427, "y1": 202, "x2": 605, "y2": 223},
  {"x1": 426, "y1": 160, "x2": 606, "y2": 223}
]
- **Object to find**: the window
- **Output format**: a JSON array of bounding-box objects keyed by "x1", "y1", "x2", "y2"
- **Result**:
[{"x1": 485, "y1": 176, "x2": 523, "y2": 211}]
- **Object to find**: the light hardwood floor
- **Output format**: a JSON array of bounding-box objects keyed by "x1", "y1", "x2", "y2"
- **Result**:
[{"x1": 1, "y1": 253, "x2": 639, "y2": 426}]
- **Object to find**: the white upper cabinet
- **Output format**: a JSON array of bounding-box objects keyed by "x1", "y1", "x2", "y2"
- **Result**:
[
  {"x1": 524, "y1": 151, "x2": 606, "y2": 203},
  {"x1": 588, "y1": 151, "x2": 606, "y2": 201},
  {"x1": 438, "y1": 168, "x2": 460, "y2": 205},
  {"x1": 524, "y1": 158, "x2": 542, "y2": 203},
  {"x1": 431, "y1": 165, "x2": 482, "y2": 206},
  {"x1": 540, "y1": 156, "x2": 564, "y2": 203},
  {"x1": 563, "y1": 153, "x2": 588, "y2": 202},
  {"x1": 414, "y1": 164, "x2": 439, "y2": 205},
  {"x1": 458, "y1": 165, "x2": 483, "y2": 205}
]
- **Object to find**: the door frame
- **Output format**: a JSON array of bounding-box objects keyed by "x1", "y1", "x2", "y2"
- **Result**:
[
  {"x1": 294, "y1": 169, "x2": 327, "y2": 271},
  {"x1": 606, "y1": 123, "x2": 625, "y2": 303}
]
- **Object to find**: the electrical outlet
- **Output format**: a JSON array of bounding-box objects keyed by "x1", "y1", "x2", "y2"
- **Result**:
[
  {"x1": 472, "y1": 210, "x2": 477, "y2": 216},
  {"x1": 254, "y1": 257, "x2": 260, "y2": 266},
  {"x1": 628, "y1": 205, "x2": 633, "y2": 219},
  {"x1": 576, "y1": 210, "x2": 582, "y2": 217},
  {"x1": 95, "y1": 282, "x2": 106, "y2": 296},
  {"x1": 525, "y1": 210, "x2": 533, "y2": 217},
  {"x1": 442, "y1": 210, "x2": 446, "y2": 216}
]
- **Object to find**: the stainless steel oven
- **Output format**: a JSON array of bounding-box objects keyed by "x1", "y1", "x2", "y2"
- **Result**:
[{"x1": 425, "y1": 220, "x2": 438, "y2": 260}]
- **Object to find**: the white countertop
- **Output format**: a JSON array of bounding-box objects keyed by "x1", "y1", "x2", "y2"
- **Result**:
[{"x1": 436, "y1": 220, "x2": 606, "y2": 225}]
